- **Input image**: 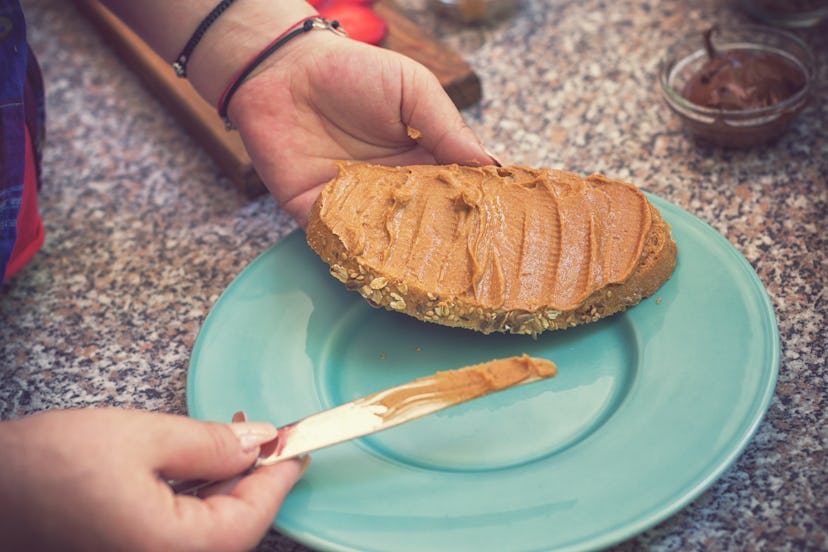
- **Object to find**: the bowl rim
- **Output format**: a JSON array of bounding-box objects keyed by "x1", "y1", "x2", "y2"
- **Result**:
[
  {"x1": 658, "y1": 24, "x2": 816, "y2": 120},
  {"x1": 739, "y1": 0, "x2": 828, "y2": 28}
]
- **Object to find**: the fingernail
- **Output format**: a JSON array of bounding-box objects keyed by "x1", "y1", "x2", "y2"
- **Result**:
[
  {"x1": 483, "y1": 146, "x2": 503, "y2": 167},
  {"x1": 231, "y1": 411, "x2": 247, "y2": 423},
  {"x1": 230, "y1": 422, "x2": 279, "y2": 453}
]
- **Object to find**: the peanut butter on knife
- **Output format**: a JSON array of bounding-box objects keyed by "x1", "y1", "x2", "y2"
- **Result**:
[{"x1": 369, "y1": 355, "x2": 557, "y2": 420}]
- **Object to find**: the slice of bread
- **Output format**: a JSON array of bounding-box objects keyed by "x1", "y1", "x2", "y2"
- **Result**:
[{"x1": 307, "y1": 162, "x2": 677, "y2": 336}]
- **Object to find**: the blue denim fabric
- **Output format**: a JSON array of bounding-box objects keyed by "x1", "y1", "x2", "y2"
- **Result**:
[{"x1": 0, "y1": 0, "x2": 43, "y2": 283}]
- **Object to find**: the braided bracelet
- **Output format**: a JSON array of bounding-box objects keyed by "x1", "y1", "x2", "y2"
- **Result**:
[
  {"x1": 173, "y1": 0, "x2": 238, "y2": 78},
  {"x1": 217, "y1": 16, "x2": 346, "y2": 129}
]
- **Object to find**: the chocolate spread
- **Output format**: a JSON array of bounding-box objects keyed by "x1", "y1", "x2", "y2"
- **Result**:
[
  {"x1": 317, "y1": 163, "x2": 652, "y2": 312},
  {"x1": 372, "y1": 355, "x2": 557, "y2": 419},
  {"x1": 682, "y1": 36, "x2": 806, "y2": 110}
]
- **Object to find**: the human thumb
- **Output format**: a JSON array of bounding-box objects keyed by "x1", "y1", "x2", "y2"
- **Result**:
[{"x1": 157, "y1": 418, "x2": 278, "y2": 483}]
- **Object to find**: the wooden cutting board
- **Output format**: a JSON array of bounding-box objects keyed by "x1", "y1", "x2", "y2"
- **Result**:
[{"x1": 72, "y1": 0, "x2": 481, "y2": 196}]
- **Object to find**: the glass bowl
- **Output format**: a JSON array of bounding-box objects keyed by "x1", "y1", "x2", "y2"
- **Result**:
[
  {"x1": 739, "y1": 0, "x2": 828, "y2": 29},
  {"x1": 659, "y1": 25, "x2": 816, "y2": 147}
]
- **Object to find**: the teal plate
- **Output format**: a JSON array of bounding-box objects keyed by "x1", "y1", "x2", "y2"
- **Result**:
[{"x1": 188, "y1": 196, "x2": 779, "y2": 552}]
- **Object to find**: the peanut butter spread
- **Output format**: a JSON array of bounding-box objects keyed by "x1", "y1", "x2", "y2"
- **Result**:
[
  {"x1": 369, "y1": 355, "x2": 557, "y2": 419},
  {"x1": 316, "y1": 163, "x2": 653, "y2": 311}
]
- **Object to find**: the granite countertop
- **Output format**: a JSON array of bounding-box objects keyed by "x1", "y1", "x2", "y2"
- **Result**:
[{"x1": 2, "y1": 0, "x2": 826, "y2": 550}]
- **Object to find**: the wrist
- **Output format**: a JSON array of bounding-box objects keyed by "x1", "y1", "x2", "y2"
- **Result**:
[
  {"x1": 226, "y1": 28, "x2": 341, "y2": 132},
  {"x1": 219, "y1": 17, "x2": 346, "y2": 127},
  {"x1": 186, "y1": 0, "x2": 318, "y2": 107}
]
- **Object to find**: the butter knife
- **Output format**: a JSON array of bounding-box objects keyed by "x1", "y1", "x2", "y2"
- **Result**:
[{"x1": 171, "y1": 355, "x2": 556, "y2": 495}]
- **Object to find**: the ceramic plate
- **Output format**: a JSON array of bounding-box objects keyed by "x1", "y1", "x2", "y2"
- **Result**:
[{"x1": 188, "y1": 196, "x2": 779, "y2": 551}]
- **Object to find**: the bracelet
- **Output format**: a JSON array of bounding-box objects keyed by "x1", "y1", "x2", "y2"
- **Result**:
[
  {"x1": 217, "y1": 16, "x2": 346, "y2": 129},
  {"x1": 173, "y1": 0, "x2": 238, "y2": 78}
]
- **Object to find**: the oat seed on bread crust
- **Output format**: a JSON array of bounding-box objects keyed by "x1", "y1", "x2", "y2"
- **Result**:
[{"x1": 307, "y1": 162, "x2": 677, "y2": 336}]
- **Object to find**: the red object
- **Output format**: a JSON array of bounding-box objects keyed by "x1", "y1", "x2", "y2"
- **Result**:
[
  {"x1": 311, "y1": 0, "x2": 388, "y2": 45},
  {"x1": 4, "y1": 124, "x2": 45, "y2": 281},
  {"x1": 310, "y1": 0, "x2": 377, "y2": 6},
  {"x1": 319, "y1": 3, "x2": 387, "y2": 45}
]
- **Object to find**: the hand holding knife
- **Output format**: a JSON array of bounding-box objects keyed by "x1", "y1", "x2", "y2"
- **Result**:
[{"x1": 170, "y1": 355, "x2": 556, "y2": 495}]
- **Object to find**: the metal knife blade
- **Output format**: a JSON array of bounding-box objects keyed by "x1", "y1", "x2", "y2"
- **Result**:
[
  {"x1": 171, "y1": 355, "x2": 555, "y2": 494},
  {"x1": 260, "y1": 354, "x2": 556, "y2": 464}
]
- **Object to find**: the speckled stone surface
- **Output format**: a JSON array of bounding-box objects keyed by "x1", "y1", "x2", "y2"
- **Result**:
[{"x1": 1, "y1": 0, "x2": 825, "y2": 550}]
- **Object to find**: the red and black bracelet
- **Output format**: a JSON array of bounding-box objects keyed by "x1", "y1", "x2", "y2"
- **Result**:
[{"x1": 217, "y1": 16, "x2": 346, "y2": 129}]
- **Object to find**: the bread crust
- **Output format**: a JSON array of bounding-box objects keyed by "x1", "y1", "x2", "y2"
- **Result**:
[{"x1": 307, "y1": 164, "x2": 677, "y2": 336}]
